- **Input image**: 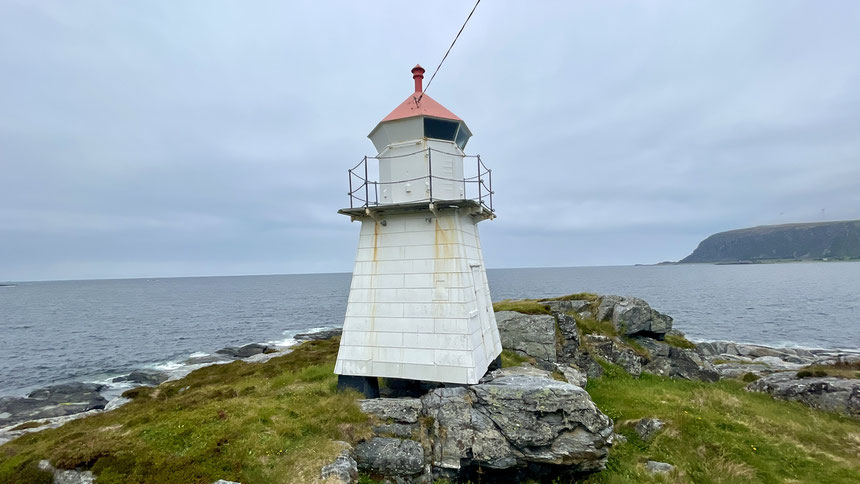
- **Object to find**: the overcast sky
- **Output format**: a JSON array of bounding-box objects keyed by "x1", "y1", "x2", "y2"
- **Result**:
[{"x1": 2, "y1": 1, "x2": 859, "y2": 281}]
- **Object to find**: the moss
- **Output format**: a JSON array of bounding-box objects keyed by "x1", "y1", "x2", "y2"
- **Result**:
[
  {"x1": 796, "y1": 370, "x2": 813, "y2": 378},
  {"x1": 742, "y1": 372, "x2": 760, "y2": 383},
  {"x1": 573, "y1": 313, "x2": 618, "y2": 338},
  {"x1": 500, "y1": 349, "x2": 535, "y2": 368},
  {"x1": 492, "y1": 299, "x2": 551, "y2": 315},
  {"x1": 663, "y1": 333, "x2": 697, "y2": 350},
  {"x1": 0, "y1": 338, "x2": 371, "y2": 484}
]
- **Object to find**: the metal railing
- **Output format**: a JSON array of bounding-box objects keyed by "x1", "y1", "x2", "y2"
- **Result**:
[{"x1": 347, "y1": 147, "x2": 493, "y2": 213}]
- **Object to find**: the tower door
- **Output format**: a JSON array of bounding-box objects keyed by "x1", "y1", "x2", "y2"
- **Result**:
[{"x1": 470, "y1": 262, "x2": 491, "y2": 364}]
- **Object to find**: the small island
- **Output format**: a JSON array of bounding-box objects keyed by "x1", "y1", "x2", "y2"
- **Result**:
[{"x1": 680, "y1": 220, "x2": 860, "y2": 264}]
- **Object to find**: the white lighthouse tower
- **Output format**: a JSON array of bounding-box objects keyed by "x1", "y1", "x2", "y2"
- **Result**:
[{"x1": 335, "y1": 66, "x2": 502, "y2": 395}]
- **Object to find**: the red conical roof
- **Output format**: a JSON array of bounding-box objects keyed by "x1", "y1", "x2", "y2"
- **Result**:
[{"x1": 378, "y1": 65, "x2": 462, "y2": 123}]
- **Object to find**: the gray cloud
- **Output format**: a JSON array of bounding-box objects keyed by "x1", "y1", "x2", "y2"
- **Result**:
[{"x1": 2, "y1": 1, "x2": 859, "y2": 280}]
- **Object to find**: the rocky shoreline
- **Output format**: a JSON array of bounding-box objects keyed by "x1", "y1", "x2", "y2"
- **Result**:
[
  {"x1": 0, "y1": 330, "x2": 332, "y2": 445},
  {"x1": 3, "y1": 294, "x2": 860, "y2": 482}
]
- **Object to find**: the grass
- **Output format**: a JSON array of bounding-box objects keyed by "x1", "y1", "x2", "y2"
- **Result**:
[
  {"x1": 583, "y1": 362, "x2": 860, "y2": 483},
  {"x1": 799, "y1": 360, "x2": 860, "y2": 379},
  {"x1": 0, "y1": 338, "x2": 370, "y2": 484},
  {"x1": 492, "y1": 299, "x2": 551, "y2": 315},
  {"x1": 573, "y1": 313, "x2": 619, "y2": 339},
  {"x1": 663, "y1": 334, "x2": 697, "y2": 350},
  {"x1": 500, "y1": 349, "x2": 535, "y2": 368}
]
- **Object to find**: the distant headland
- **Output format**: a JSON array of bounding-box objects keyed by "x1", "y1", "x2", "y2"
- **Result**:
[{"x1": 679, "y1": 220, "x2": 860, "y2": 264}]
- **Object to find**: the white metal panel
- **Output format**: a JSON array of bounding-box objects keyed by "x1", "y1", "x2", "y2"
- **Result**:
[{"x1": 337, "y1": 211, "x2": 501, "y2": 385}]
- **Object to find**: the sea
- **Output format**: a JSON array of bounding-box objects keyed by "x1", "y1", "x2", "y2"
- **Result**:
[{"x1": 1, "y1": 262, "x2": 859, "y2": 398}]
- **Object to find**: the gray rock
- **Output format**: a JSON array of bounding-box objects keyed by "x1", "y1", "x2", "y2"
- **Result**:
[
  {"x1": 751, "y1": 356, "x2": 805, "y2": 370},
  {"x1": 472, "y1": 370, "x2": 613, "y2": 470},
  {"x1": 555, "y1": 312, "x2": 582, "y2": 363},
  {"x1": 357, "y1": 367, "x2": 614, "y2": 480},
  {"x1": 543, "y1": 299, "x2": 591, "y2": 315},
  {"x1": 360, "y1": 398, "x2": 422, "y2": 424},
  {"x1": 216, "y1": 343, "x2": 271, "y2": 359},
  {"x1": 557, "y1": 364, "x2": 588, "y2": 388},
  {"x1": 635, "y1": 337, "x2": 719, "y2": 382},
  {"x1": 713, "y1": 363, "x2": 771, "y2": 379},
  {"x1": 634, "y1": 418, "x2": 664, "y2": 441},
  {"x1": 295, "y1": 328, "x2": 343, "y2": 341},
  {"x1": 610, "y1": 297, "x2": 655, "y2": 335},
  {"x1": 746, "y1": 372, "x2": 860, "y2": 417},
  {"x1": 354, "y1": 437, "x2": 425, "y2": 476},
  {"x1": 320, "y1": 444, "x2": 358, "y2": 483},
  {"x1": 0, "y1": 383, "x2": 107, "y2": 427},
  {"x1": 38, "y1": 460, "x2": 96, "y2": 484},
  {"x1": 112, "y1": 369, "x2": 169, "y2": 386},
  {"x1": 184, "y1": 354, "x2": 232, "y2": 365},
  {"x1": 645, "y1": 460, "x2": 675, "y2": 474},
  {"x1": 584, "y1": 334, "x2": 643, "y2": 377},
  {"x1": 213, "y1": 481, "x2": 241, "y2": 484},
  {"x1": 373, "y1": 423, "x2": 418, "y2": 439},
  {"x1": 495, "y1": 311, "x2": 557, "y2": 365},
  {"x1": 596, "y1": 296, "x2": 623, "y2": 321}
]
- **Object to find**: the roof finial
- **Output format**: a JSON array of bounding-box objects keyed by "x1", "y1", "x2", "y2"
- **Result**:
[{"x1": 411, "y1": 65, "x2": 425, "y2": 94}]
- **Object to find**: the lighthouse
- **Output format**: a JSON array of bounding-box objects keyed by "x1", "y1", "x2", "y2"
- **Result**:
[{"x1": 335, "y1": 66, "x2": 501, "y2": 396}]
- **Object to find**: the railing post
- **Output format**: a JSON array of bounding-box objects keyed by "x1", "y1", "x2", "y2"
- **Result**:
[
  {"x1": 488, "y1": 168, "x2": 493, "y2": 211},
  {"x1": 428, "y1": 148, "x2": 433, "y2": 202},
  {"x1": 348, "y1": 169, "x2": 353, "y2": 209},
  {"x1": 374, "y1": 181, "x2": 378, "y2": 205},
  {"x1": 477, "y1": 155, "x2": 481, "y2": 206},
  {"x1": 363, "y1": 156, "x2": 369, "y2": 208}
]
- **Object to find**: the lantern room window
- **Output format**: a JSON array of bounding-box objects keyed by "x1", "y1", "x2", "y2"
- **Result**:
[{"x1": 423, "y1": 117, "x2": 459, "y2": 141}]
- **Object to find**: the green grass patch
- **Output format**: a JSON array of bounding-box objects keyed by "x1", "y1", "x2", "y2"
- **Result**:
[
  {"x1": 492, "y1": 299, "x2": 551, "y2": 315},
  {"x1": 0, "y1": 338, "x2": 371, "y2": 484},
  {"x1": 539, "y1": 292, "x2": 599, "y2": 302},
  {"x1": 573, "y1": 313, "x2": 619, "y2": 338},
  {"x1": 663, "y1": 333, "x2": 697, "y2": 350},
  {"x1": 799, "y1": 360, "x2": 860, "y2": 379},
  {"x1": 584, "y1": 362, "x2": 860, "y2": 483},
  {"x1": 500, "y1": 349, "x2": 535, "y2": 368}
]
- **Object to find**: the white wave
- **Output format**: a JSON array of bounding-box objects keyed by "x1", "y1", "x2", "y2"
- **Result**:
[{"x1": 188, "y1": 351, "x2": 209, "y2": 358}]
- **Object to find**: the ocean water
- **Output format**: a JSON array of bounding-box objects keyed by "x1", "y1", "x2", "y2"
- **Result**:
[{"x1": 1, "y1": 262, "x2": 858, "y2": 396}]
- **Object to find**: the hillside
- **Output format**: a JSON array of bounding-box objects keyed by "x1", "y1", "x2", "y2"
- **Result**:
[{"x1": 680, "y1": 220, "x2": 860, "y2": 263}]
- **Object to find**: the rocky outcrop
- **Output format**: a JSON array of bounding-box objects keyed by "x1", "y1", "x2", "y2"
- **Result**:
[
  {"x1": 354, "y1": 367, "x2": 614, "y2": 482},
  {"x1": 596, "y1": 296, "x2": 673, "y2": 338},
  {"x1": 634, "y1": 418, "x2": 664, "y2": 442},
  {"x1": 295, "y1": 328, "x2": 343, "y2": 341},
  {"x1": 584, "y1": 335, "x2": 644, "y2": 377},
  {"x1": 495, "y1": 311, "x2": 557, "y2": 367},
  {"x1": 112, "y1": 369, "x2": 169, "y2": 386},
  {"x1": 354, "y1": 437, "x2": 425, "y2": 477},
  {"x1": 215, "y1": 343, "x2": 274, "y2": 359},
  {"x1": 645, "y1": 461, "x2": 675, "y2": 475},
  {"x1": 38, "y1": 460, "x2": 95, "y2": 484},
  {"x1": 0, "y1": 383, "x2": 107, "y2": 427},
  {"x1": 320, "y1": 442, "x2": 359, "y2": 483},
  {"x1": 634, "y1": 337, "x2": 719, "y2": 382},
  {"x1": 746, "y1": 373, "x2": 860, "y2": 417}
]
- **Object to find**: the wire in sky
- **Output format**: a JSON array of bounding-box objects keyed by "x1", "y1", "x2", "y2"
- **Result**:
[{"x1": 417, "y1": 0, "x2": 481, "y2": 103}]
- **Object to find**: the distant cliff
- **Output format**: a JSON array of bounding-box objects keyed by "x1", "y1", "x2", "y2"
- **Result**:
[{"x1": 680, "y1": 220, "x2": 860, "y2": 263}]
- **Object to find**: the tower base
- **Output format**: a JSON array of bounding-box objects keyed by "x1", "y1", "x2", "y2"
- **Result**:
[{"x1": 337, "y1": 375, "x2": 380, "y2": 399}]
